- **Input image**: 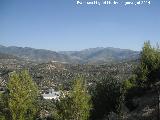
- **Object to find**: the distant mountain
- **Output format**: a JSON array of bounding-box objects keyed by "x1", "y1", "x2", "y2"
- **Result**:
[
  {"x1": 0, "y1": 45, "x2": 71, "y2": 63},
  {"x1": 0, "y1": 45, "x2": 139, "y2": 64},
  {"x1": 60, "y1": 47, "x2": 140, "y2": 64}
]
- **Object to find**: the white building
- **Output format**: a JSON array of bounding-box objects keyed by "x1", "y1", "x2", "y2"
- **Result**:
[{"x1": 42, "y1": 89, "x2": 60, "y2": 100}]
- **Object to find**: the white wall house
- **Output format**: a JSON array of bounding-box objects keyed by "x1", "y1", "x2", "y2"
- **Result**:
[{"x1": 42, "y1": 89, "x2": 60, "y2": 100}]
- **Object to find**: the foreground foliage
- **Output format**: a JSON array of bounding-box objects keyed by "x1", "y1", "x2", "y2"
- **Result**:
[
  {"x1": 91, "y1": 75, "x2": 124, "y2": 120},
  {"x1": 124, "y1": 41, "x2": 160, "y2": 116},
  {"x1": 0, "y1": 70, "x2": 38, "y2": 120},
  {"x1": 56, "y1": 76, "x2": 92, "y2": 120},
  {"x1": 135, "y1": 41, "x2": 160, "y2": 88}
]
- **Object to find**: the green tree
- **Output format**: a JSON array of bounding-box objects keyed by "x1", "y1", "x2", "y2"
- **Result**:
[
  {"x1": 135, "y1": 41, "x2": 160, "y2": 88},
  {"x1": 90, "y1": 75, "x2": 124, "y2": 120},
  {"x1": 0, "y1": 92, "x2": 12, "y2": 120},
  {"x1": 7, "y1": 70, "x2": 38, "y2": 120},
  {"x1": 124, "y1": 41, "x2": 160, "y2": 111},
  {"x1": 56, "y1": 76, "x2": 92, "y2": 120}
]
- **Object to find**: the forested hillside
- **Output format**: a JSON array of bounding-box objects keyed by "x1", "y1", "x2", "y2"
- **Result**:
[{"x1": 0, "y1": 52, "x2": 17, "y2": 59}]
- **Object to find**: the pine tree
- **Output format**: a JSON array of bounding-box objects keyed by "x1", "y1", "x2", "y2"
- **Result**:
[
  {"x1": 135, "y1": 41, "x2": 160, "y2": 88},
  {"x1": 7, "y1": 70, "x2": 38, "y2": 120},
  {"x1": 56, "y1": 76, "x2": 92, "y2": 120}
]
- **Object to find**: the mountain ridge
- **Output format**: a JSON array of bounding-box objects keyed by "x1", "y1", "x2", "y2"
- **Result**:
[{"x1": 0, "y1": 44, "x2": 140, "y2": 64}]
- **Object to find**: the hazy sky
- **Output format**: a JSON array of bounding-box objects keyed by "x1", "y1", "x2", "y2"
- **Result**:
[{"x1": 0, "y1": 0, "x2": 160, "y2": 51}]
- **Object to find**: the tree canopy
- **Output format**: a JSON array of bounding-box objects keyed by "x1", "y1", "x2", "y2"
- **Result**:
[
  {"x1": 3, "y1": 70, "x2": 38, "y2": 120},
  {"x1": 56, "y1": 76, "x2": 92, "y2": 120}
]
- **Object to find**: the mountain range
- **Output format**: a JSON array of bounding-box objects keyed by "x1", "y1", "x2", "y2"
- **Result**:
[{"x1": 0, "y1": 45, "x2": 139, "y2": 64}]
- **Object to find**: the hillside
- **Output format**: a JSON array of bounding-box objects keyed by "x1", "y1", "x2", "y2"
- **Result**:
[
  {"x1": 0, "y1": 52, "x2": 17, "y2": 59},
  {"x1": 0, "y1": 58, "x2": 138, "y2": 90},
  {"x1": 0, "y1": 45, "x2": 139, "y2": 64},
  {"x1": 0, "y1": 45, "x2": 71, "y2": 63},
  {"x1": 60, "y1": 47, "x2": 139, "y2": 64}
]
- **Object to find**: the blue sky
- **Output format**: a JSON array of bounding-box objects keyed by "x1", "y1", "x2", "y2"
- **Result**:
[{"x1": 0, "y1": 0, "x2": 160, "y2": 51}]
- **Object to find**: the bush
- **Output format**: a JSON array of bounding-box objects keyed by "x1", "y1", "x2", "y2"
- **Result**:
[
  {"x1": 135, "y1": 41, "x2": 160, "y2": 88},
  {"x1": 90, "y1": 75, "x2": 124, "y2": 120}
]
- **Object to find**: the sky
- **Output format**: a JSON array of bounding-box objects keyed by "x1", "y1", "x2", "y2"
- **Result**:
[{"x1": 0, "y1": 0, "x2": 160, "y2": 51}]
